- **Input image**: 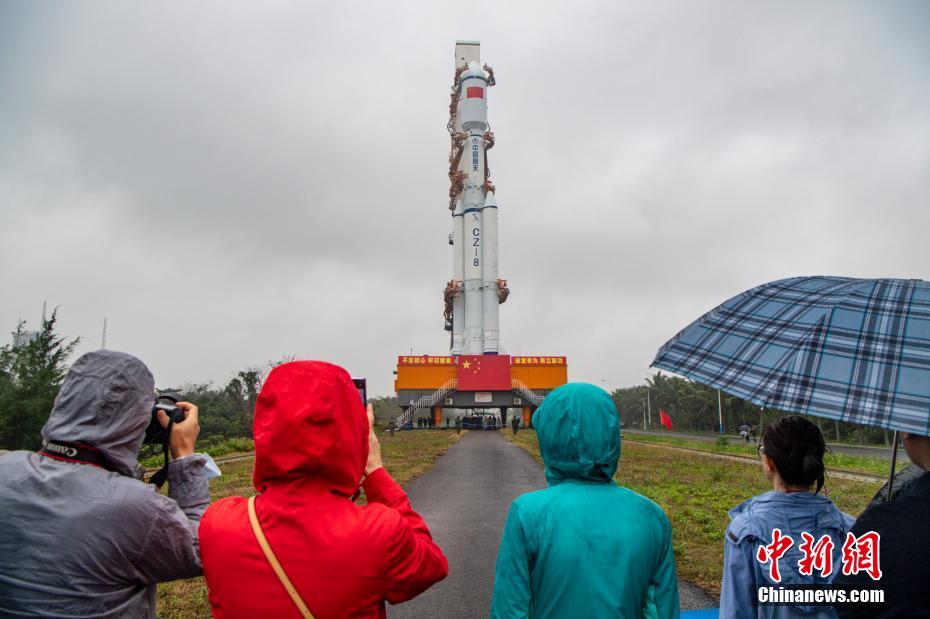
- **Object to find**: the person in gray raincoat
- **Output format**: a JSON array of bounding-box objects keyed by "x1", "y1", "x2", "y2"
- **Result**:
[{"x1": 0, "y1": 350, "x2": 210, "y2": 618}]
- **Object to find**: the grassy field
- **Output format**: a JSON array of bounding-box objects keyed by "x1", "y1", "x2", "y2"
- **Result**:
[
  {"x1": 625, "y1": 432, "x2": 903, "y2": 477},
  {"x1": 507, "y1": 430, "x2": 877, "y2": 595},
  {"x1": 140, "y1": 437, "x2": 256, "y2": 469},
  {"x1": 157, "y1": 429, "x2": 462, "y2": 618}
]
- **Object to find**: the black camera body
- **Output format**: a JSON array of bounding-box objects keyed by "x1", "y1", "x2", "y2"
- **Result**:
[{"x1": 144, "y1": 395, "x2": 186, "y2": 444}]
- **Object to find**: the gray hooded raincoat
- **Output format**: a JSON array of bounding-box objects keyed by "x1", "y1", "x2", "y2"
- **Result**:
[{"x1": 0, "y1": 350, "x2": 209, "y2": 618}]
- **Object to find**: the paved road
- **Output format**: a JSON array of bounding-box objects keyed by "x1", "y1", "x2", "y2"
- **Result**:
[
  {"x1": 627, "y1": 429, "x2": 895, "y2": 460},
  {"x1": 388, "y1": 431, "x2": 716, "y2": 618}
]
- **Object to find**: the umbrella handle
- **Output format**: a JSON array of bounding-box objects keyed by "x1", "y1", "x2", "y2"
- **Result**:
[{"x1": 886, "y1": 431, "x2": 899, "y2": 502}]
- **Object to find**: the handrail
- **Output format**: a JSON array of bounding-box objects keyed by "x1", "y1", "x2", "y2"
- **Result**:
[
  {"x1": 394, "y1": 378, "x2": 545, "y2": 429},
  {"x1": 395, "y1": 379, "x2": 458, "y2": 428},
  {"x1": 511, "y1": 379, "x2": 544, "y2": 406}
]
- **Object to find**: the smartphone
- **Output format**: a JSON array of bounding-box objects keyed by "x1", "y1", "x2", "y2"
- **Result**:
[{"x1": 352, "y1": 377, "x2": 367, "y2": 407}]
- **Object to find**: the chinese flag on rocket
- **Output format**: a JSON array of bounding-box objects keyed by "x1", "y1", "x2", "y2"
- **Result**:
[
  {"x1": 457, "y1": 355, "x2": 511, "y2": 391},
  {"x1": 659, "y1": 409, "x2": 673, "y2": 431}
]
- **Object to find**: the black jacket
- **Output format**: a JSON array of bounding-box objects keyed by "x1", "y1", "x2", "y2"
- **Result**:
[{"x1": 835, "y1": 470, "x2": 930, "y2": 618}]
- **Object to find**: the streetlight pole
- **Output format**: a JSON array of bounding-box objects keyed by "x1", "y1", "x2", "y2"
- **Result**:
[
  {"x1": 642, "y1": 398, "x2": 647, "y2": 430},
  {"x1": 646, "y1": 388, "x2": 652, "y2": 429},
  {"x1": 717, "y1": 389, "x2": 724, "y2": 435}
]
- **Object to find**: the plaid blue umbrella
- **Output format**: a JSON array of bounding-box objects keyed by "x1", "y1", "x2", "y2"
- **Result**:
[{"x1": 652, "y1": 276, "x2": 930, "y2": 436}]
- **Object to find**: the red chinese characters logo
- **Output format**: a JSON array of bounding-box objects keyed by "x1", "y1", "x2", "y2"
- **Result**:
[
  {"x1": 798, "y1": 533, "x2": 835, "y2": 577},
  {"x1": 756, "y1": 528, "x2": 794, "y2": 582},
  {"x1": 841, "y1": 531, "x2": 882, "y2": 581},
  {"x1": 755, "y1": 529, "x2": 882, "y2": 582}
]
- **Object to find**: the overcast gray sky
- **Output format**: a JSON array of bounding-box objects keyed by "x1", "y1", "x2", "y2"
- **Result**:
[{"x1": 2, "y1": 1, "x2": 928, "y2": 396}]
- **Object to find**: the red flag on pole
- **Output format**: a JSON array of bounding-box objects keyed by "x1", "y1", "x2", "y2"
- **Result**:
[{"x1": 659, "y1": 408, "x2": 673, "y2": 430}]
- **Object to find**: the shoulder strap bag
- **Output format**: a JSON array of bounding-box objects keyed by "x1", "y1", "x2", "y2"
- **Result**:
[{"x1": 247, "y1": 496, "x2": 316, "y2": 619}]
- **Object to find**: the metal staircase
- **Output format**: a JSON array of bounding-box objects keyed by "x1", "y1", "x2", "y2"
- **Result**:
[
  {"x1": 511, "y1": 379, "x2": 545, "y2": 406},
  {"x1": 395, "y1": 379, "x2": 458, "y2": 428},
  {"x1": 393, "y1": 378, "x2": 546, "y2": 429}
]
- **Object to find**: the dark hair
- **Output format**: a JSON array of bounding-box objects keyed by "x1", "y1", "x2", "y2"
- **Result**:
[{"x1": 761, "y1": 415, "x2": 827, "y2": 493}]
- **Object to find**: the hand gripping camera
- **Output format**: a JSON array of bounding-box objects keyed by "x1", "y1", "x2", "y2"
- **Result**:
[
  {"x1": 145, "y1": 393, "x2": 186, "y2": 488},
  {"x1": 145, "y1": 393, "x2": 186, "y2": 445}
]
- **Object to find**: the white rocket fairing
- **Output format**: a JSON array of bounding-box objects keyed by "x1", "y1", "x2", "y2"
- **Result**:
[{"x1": 445, "y1": 41, "x2": 508, "y2": 356}]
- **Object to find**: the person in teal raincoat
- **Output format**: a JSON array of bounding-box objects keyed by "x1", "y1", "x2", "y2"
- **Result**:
[{"x1": 490, "y1": 383, "x2": 680, "y2": 619}]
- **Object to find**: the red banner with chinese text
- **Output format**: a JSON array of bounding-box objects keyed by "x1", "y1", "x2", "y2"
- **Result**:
[
  {"x1": 397, "y1": 356, "x2": 456, "y2": 366},
  {"x1": 511, "y1": 356, "x2": 566, "y2": 366}
]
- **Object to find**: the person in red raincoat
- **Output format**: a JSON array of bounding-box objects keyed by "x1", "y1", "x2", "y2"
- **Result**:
[{"x1": 199, "y1": 361, "x2": 448, "y2": 618}]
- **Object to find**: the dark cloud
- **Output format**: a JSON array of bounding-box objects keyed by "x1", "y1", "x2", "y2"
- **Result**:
[{"x1": 1, "y1": 0, "x2": 928, "y2": 396}]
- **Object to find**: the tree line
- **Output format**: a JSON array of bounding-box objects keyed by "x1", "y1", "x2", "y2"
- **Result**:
[
  {"x1": 0, "y1": 311, "x2": 405, "y2": 451},
  {"x1": 610, "y1": 372, "x2": 893, "y2": 445},
  {"x1": 0, "y1": 312, "x2": 889, "y2": 450}
]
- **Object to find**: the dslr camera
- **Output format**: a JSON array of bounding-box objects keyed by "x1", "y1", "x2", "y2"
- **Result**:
[{"x1": 145, "y1": 393, "x2": 186, "y2": 444}]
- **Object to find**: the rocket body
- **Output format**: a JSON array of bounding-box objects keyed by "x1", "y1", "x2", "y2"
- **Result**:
[{"x1": 448, "y1": 41, "x2": 503, "y2": 356}]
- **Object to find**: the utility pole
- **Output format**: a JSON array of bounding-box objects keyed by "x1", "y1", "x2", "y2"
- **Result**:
[
  {"x1": 642, "y1": 397, "x2": 647, "y2": 430},
  {"x1": 101, "y1": 317, "x2": 107, "y2": 349},
  {"x1": 717, "y1": 389, "x2": 724, "y2": 434},
  {"x1": 646, "y1": 388, "x2": 652, "y2": 429}
]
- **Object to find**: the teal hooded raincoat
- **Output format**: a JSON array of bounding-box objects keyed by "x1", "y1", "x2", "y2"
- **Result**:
[{"x1": 490, "y1": 383, "x2": 680, "y2": 619}]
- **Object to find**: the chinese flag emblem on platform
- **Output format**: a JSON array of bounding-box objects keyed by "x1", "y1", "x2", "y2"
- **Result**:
[{"x1": 457, "y1": 355, "x2": 511, "y2": 391}]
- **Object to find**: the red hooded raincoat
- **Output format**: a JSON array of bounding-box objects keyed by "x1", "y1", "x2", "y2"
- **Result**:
[{"x1": 199, "y1": 361, "x2": 448, "y2": 618}]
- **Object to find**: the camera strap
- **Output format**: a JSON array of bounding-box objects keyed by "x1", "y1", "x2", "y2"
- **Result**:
[
  {"x1": 38, "y1": 441, "x2": 118, "y2": 473},
  {"x1": 148, "y1": 418, "x2": 175, "y2": 489}
]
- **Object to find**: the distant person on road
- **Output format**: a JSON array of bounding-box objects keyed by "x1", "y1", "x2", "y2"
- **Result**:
[
  {"x1": 833, "y1": 431, "x2": 930, "y2": 618},
  {"x1": 199, "y1": 361, "x2": 448, "y2": 618},
  {"x1": 491, "y1": 383, "x2": 679, "y2": 618},
  {"x1": 720, "y1": 415, "x2": 853, "y2": 618},
  {"x1": 511, "y1": 415, "x2": 520, "y2": 435},
  {"x1": 0, "y1": 350, "x2": 209, "y2": 618}
]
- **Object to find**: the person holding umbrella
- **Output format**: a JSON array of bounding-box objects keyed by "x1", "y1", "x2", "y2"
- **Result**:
[
  {"x1": 739, "y1": 424, "x2": 751, "y2": 444},
  {"x1": 652, "y1": 276, "x2": 930, "y2": 616},
  {"x1": 833, "y1": 431, "x2": 930, "y2": 618}
]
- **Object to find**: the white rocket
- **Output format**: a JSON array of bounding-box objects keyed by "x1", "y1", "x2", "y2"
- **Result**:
[{"x1": 445, "y1": 41, "x2": 508, "y2": 356}]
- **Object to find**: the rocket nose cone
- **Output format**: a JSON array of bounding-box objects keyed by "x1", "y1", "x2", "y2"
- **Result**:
[{"x1": 484, "y1": 192, "x2": 497, "y2": 208}]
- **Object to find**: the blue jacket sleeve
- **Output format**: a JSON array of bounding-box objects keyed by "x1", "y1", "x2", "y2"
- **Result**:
[
  {"x1": 719, "y1": 525, "x2": 757, "y2": 619},
  {"x1": 648, "y1": 515, "x2": 681, "y2": 619},
  {"x1": 490, "y1": 502, "x2": 532, "y2": 619}
]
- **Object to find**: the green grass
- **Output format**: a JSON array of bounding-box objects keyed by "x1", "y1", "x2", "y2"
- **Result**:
[
  {"x1": 156, "y1": 430, "x2": 462, "y2": 618},
  {"x1": 625, "y1": 432, "x2": 902, "y2": 477},
  {"x1": 140, "y1": 437, "x2": 255, "y2": 468},
  {"x1": 507, "y1": 430, "x2": 876, "y2": 594}
]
